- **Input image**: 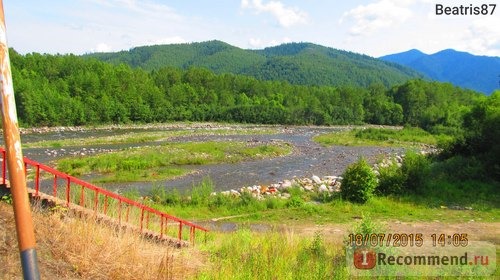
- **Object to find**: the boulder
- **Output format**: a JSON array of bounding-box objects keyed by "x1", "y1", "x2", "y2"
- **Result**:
[
  {"x1": 280, "y1": 180, "x2": 293, "y2": 189},
  {"x1": 230, "y1": 189, "x2": 240, "y2": 197},
  {"x1": 268, "y1": 186, "x2": 278, "y2": 194},
  {"x1": 312, "y1": 175, "x2": 322, "y2": 185},
  {"x1": 281, "y1": 193, "x2": 291, "y2": 199},
  {"x1": 304, "y1": 185, "x2": 314, "y2": 192},
  {"x1": 260, "y1": 185, "x2": 268, "y2": 193},
  {"x1": 318, "y1": 184, "x2": 328, "y2": 193}
]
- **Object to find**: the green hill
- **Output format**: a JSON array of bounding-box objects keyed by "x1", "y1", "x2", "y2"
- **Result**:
[{"x1": 86, "y1": 41, "x2": 422, "y2": 88}]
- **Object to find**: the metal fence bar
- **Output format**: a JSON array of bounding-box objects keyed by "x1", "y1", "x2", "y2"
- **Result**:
[{"x1": 34, "y1": 164, "x2": 40, "y2": 196}]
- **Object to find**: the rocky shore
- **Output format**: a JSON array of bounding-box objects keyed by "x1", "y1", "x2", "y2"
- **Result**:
[{"x1": 217, "y1": 174, "x2": 343, "y2": 200}]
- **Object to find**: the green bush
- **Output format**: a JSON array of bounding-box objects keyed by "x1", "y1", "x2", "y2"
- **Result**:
[
  {"x1": 341, "y1": 158, "x2": 378, "y2": 203},
  {"x1": 376, "y1": 163, "x2": 405, "y2": 195},
  {"x1": 208, "y1": 193, "x2": 232, "y2": 209},
  {"x1": 401, "y1": 151, "x2": 431, "y2": 194},
  {"x1": 286, "y1": 196, "x2": 304, "y2": 208},
  {"x1": 190, "y1": 177, "x2": 214, "y2": 206}
]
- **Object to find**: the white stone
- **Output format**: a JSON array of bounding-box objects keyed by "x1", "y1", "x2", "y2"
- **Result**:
[
  {"x1": 312, "y1": 175, "x2": 322, "y2": 185},
  {"x1": 230, "y1": 189, "x2": 240, "y2": 196},
  {"x1": 280, "y1": 180, "x2": 293, "y2": 189},
  {"x1": 318, "y1": 184, "x2": 328, "y2": 193}
]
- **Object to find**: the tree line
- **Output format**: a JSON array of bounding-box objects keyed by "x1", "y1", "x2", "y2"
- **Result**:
[{"x1": 9, "y1": 49, "x2": 483, "y2": 131}]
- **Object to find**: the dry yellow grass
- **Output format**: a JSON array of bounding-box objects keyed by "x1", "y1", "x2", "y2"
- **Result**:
[{"x1": 0, "y1": 202, "x2": 205, "y2": 279}]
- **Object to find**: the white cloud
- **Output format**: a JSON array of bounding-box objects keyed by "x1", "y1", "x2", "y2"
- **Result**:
[
  {"x1": 460, "y1": 17, "x2": 500, "y2": 56},
  {"x1": 340, "y1": 0, "x2": 414, "y2": 36},
  {"x1": 270, "y1": 37, "x2": 292, "y2": 46},
  {"x1": 90, "y1": 0, "x2": 180, "y2": 17},
  {"x1": 93, "y1": 43, "x2": 113, "y2": 52},
  {"x1": 241, "y1": 0, "x2": 307, "y2": 28},
  {"x1": 248, "y1": 38, "x2": 263, "y2": 48},
  {"x1": 246, "y1": 37, "x2": 292, "y2": 49},
  {"x1": 147, "y1": 36, "x2": 187, "y2": 46}
]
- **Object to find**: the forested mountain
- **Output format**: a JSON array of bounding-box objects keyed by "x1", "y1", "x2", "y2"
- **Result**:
[
  {"x1": 380, "y1": 49, "x2": 500, "y2": 94},
  {"x1": 87, "y1": 41, "x2": 422, "y2": 88},
  {"x1": 10, "y1": 49, "x2": 482, "y2": 130}
]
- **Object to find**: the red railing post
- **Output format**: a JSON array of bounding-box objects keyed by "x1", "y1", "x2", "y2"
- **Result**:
[
  {"x1": 103, "y1": 196, "x2": 108, "y2": 215},
  {"x1": 34, "y1": 164, "x2": 40, "y2": 196},
  {"x1": 160, "y1": 216, "x2": 164, "y2": 239},
  {"x1": 65, "y1": 177, "x2": 70, "y2": 207},
  {"x1": 79, "y1": 185, "x2": 85, "y2": 207},
  {"x1": 140, "y1": 207, "x2": 145, "y2": 232},
  {"x1": 1, "y1": 149, "x2": 5, "y2": 185},
  {"x1": 178, "y1": 222, "x2": 183, "y2": 241},
  {"x1": 165, "y1": 218, "x2": 168, "y2": 237},
  {"x1": 118, "y1": 200, "x2": 122, "y2": 225},
  {"x1": 190, "y1": 227, "x2": 195, "y2": 245},
  {"x1": 93, "y1": 189, "x2": 98, "y2": 214}
]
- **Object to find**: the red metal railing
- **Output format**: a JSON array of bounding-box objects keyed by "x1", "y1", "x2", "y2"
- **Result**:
[{"x1": 0, "y1": 147, "x2": 208, "y2": 245}]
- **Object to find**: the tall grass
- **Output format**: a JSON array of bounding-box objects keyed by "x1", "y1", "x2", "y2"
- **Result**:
[
  {"x1": 314, "y1": 126, "x2": 453, "y2": 147},
  {"x1": 196, "y1": 229, "x2": 348, "y2": 280}
]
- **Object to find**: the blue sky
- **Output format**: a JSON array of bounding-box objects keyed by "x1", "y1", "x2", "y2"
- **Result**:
[{"x1": 3, "y1": 0, "x2": 500, "y2": 57}]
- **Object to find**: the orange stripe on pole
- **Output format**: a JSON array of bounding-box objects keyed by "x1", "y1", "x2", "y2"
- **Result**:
[{"x1": 0, "y1": 1, "x2": 40, "y2": 278}]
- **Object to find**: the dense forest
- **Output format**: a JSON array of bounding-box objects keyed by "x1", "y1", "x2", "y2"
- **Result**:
[
  {"x1": 87, "y1": 41, "x2": 422, "y2": 88},
  {"x1": 9, "y1": 49, "x2": 483, "y2": 131}
]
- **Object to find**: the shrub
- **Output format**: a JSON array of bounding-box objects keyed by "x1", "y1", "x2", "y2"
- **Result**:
[
  {"x1": 190, "y1": 177, "x2": 214, "y2": 206},
  {"x1": 208, "y1": 193, "x2": 232, "y2": 209},
  {"x1": 341, "y1": 158, "x2": 378, "y2": 203},
  {"x1": 376, "y1": 163, "x2": 405, "y2": 195},
  {"x1": 265, "y1": 197, "x2": 285, "y2": 209},
  {"x1": 286, "y1": 196, "x2": 304, "y2": 208},
  {"x1": 353, "y1": 215, "x2": 383, "y2": 235},
  {"x1": 401, "y1": 151, "x2": 431, "y2": 194}
]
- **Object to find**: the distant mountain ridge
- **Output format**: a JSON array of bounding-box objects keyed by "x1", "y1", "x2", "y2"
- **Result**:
[
  {"x1": 86, "y1": 40, "x2": 423, "y2": 88},
  {"x1": 380, "y1": 49, "x2": 500, "y2": 94}
]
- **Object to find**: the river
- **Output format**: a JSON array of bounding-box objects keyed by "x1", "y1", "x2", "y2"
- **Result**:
[{"x1": 3, "y1": 124, "x2": 405, "y2": 194}]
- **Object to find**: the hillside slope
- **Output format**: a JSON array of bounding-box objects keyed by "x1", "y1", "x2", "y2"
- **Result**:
[
  {"x1": 87, "y1": 40, "x2": 422, "y2": 88},
  {"x1": 380, "y1": 49, "x2": 500, "y2": 94}
]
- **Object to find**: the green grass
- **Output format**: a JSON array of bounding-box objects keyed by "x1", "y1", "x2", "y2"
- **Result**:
[
  {"x1": 195, "y1": 229, "x2": 348, "y2": 280},
  {"x1": 313, "y1": 127, "x2": 453, "y2": 147},
  {"x1": 193, "y1": 217, "x2": 498, "y2": 279},
  {"x1": 55, "y1": 141, "x2": 292, "y2": 182},
  {"x1": 146, "y1": 179, "x2": 499, "y2": 224}
]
